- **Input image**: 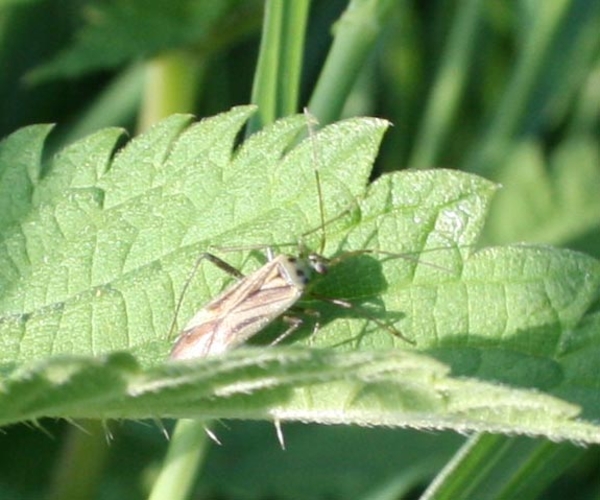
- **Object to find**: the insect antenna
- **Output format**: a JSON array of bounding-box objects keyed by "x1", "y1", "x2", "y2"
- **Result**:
[
  {"x1": 304, "y1": 108, "x2": 328, "y2": 255},
  {"x1": 327, "y1": 247, "x2": 457, "y2": 273}
]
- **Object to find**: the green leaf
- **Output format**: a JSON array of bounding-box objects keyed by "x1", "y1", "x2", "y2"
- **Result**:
[
  {"x1": 0, "y1": 107, "x2": 599, "y2": 444},
  {"x1": 0, "y1": 124, "x2": 49, "y2": 231}
]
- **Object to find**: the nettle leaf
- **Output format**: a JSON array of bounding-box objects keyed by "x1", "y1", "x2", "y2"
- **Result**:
[{"x1": 0, "y1": 106, "x2": 600, "y2": 443}]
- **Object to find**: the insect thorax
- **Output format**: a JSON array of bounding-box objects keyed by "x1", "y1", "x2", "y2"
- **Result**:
[{"x1": 278, "y1": 251, "x2": 330, "y2": 290}]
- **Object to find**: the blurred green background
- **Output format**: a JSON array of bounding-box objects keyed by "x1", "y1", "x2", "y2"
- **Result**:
[{"x1": 1, "y1": 0, "x2": 599, "y2": 499}]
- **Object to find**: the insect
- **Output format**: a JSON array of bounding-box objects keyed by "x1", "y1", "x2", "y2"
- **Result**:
[
  {"x1": 168, "y1": 222, "x2": 422, "y2": 360},
  {"x1": 169, "y1": 115, "x2": 423, "y2": 360},
  {"x1": 170, "y1": 247, "x2": 328, "y2": 359}
]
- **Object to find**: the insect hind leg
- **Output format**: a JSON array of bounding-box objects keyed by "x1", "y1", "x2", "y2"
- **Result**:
[
  {"x1": 270, "y1": 316, "x2": 304, "y2": 346},
  {"x1": 310, "y1": 292, "x2": 416, "y2": 345},
  {"x1": 270, "y1": 308, "x2": 322, "y2": 346}
]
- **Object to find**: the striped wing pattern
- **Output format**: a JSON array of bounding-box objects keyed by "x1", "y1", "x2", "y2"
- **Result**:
[{"x1": 170, "y1": 255, "x2": 305, "y2": 359}]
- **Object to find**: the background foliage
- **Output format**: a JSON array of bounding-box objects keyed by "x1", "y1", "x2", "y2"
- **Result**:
[{"x1": 0, "y1": 1, "x2": 599, "y2": 499}]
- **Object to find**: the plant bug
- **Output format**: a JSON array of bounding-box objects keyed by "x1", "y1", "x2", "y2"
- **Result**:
[
  {"x1": 169, "y1": 114, "x2": 439, "y2": 360},
  {"x1": 170, "y1": 248, "x2": 324, "y2": 359},
  {"x1": 169, "y1": 243, "x2": 418, "y2": 360}
]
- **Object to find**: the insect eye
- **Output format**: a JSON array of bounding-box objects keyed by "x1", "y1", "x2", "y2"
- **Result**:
[
  {"x1": 316, "y1": 263, "x2": 328, "y2": 274},
  {"x1": 295, "y1": 268, "x2": 309, "y2": 284},
  {"x1": 308, "y1": 254, "x2": 329, "y2": 274}
]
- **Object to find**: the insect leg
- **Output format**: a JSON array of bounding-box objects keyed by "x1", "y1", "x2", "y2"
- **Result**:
[
  {"x1": 199, "y1": 253, "x2": 246, "y2": 279},
  {"x1": 270, "y1": 315, "x2": 304, "y2": 346},
  {"x1": 270, "y1": 307, "x2": 322, "y2": 347},
  {"x1": 310, "y1": 292, "x2": 416, "y2": 345}
]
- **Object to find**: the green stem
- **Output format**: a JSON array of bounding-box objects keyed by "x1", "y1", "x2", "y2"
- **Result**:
[
  {"x1": 248, "y1": 0, "x2": 283, "y2": 133},
  {"x1": 277, "y1": 0, "x2": 310, "y2": 116},
  {"x1": 421, "y1": 434, "x2": 584, "y2": 500},
  {"x1": 138, "y1": 50, "x2": 204, "y2": 133},
  {"x1": 248, "y1": 0, "x2": 310, "y2": 135},
  {"x1": 47, "y1": 420, "x2": 111, "y2": 500},
  {"x1": 147, "y1": 419, "x2": 210, "y2": 500},
  {"x1": 307, "y1": 0, "x2": 395, "y2": 125},
  {"x1": 408, "y1": 0, "x2": 483, "y2": 169},
  {"x1": 566, "y1": 59, "x2": 600, "y2": 138}
]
